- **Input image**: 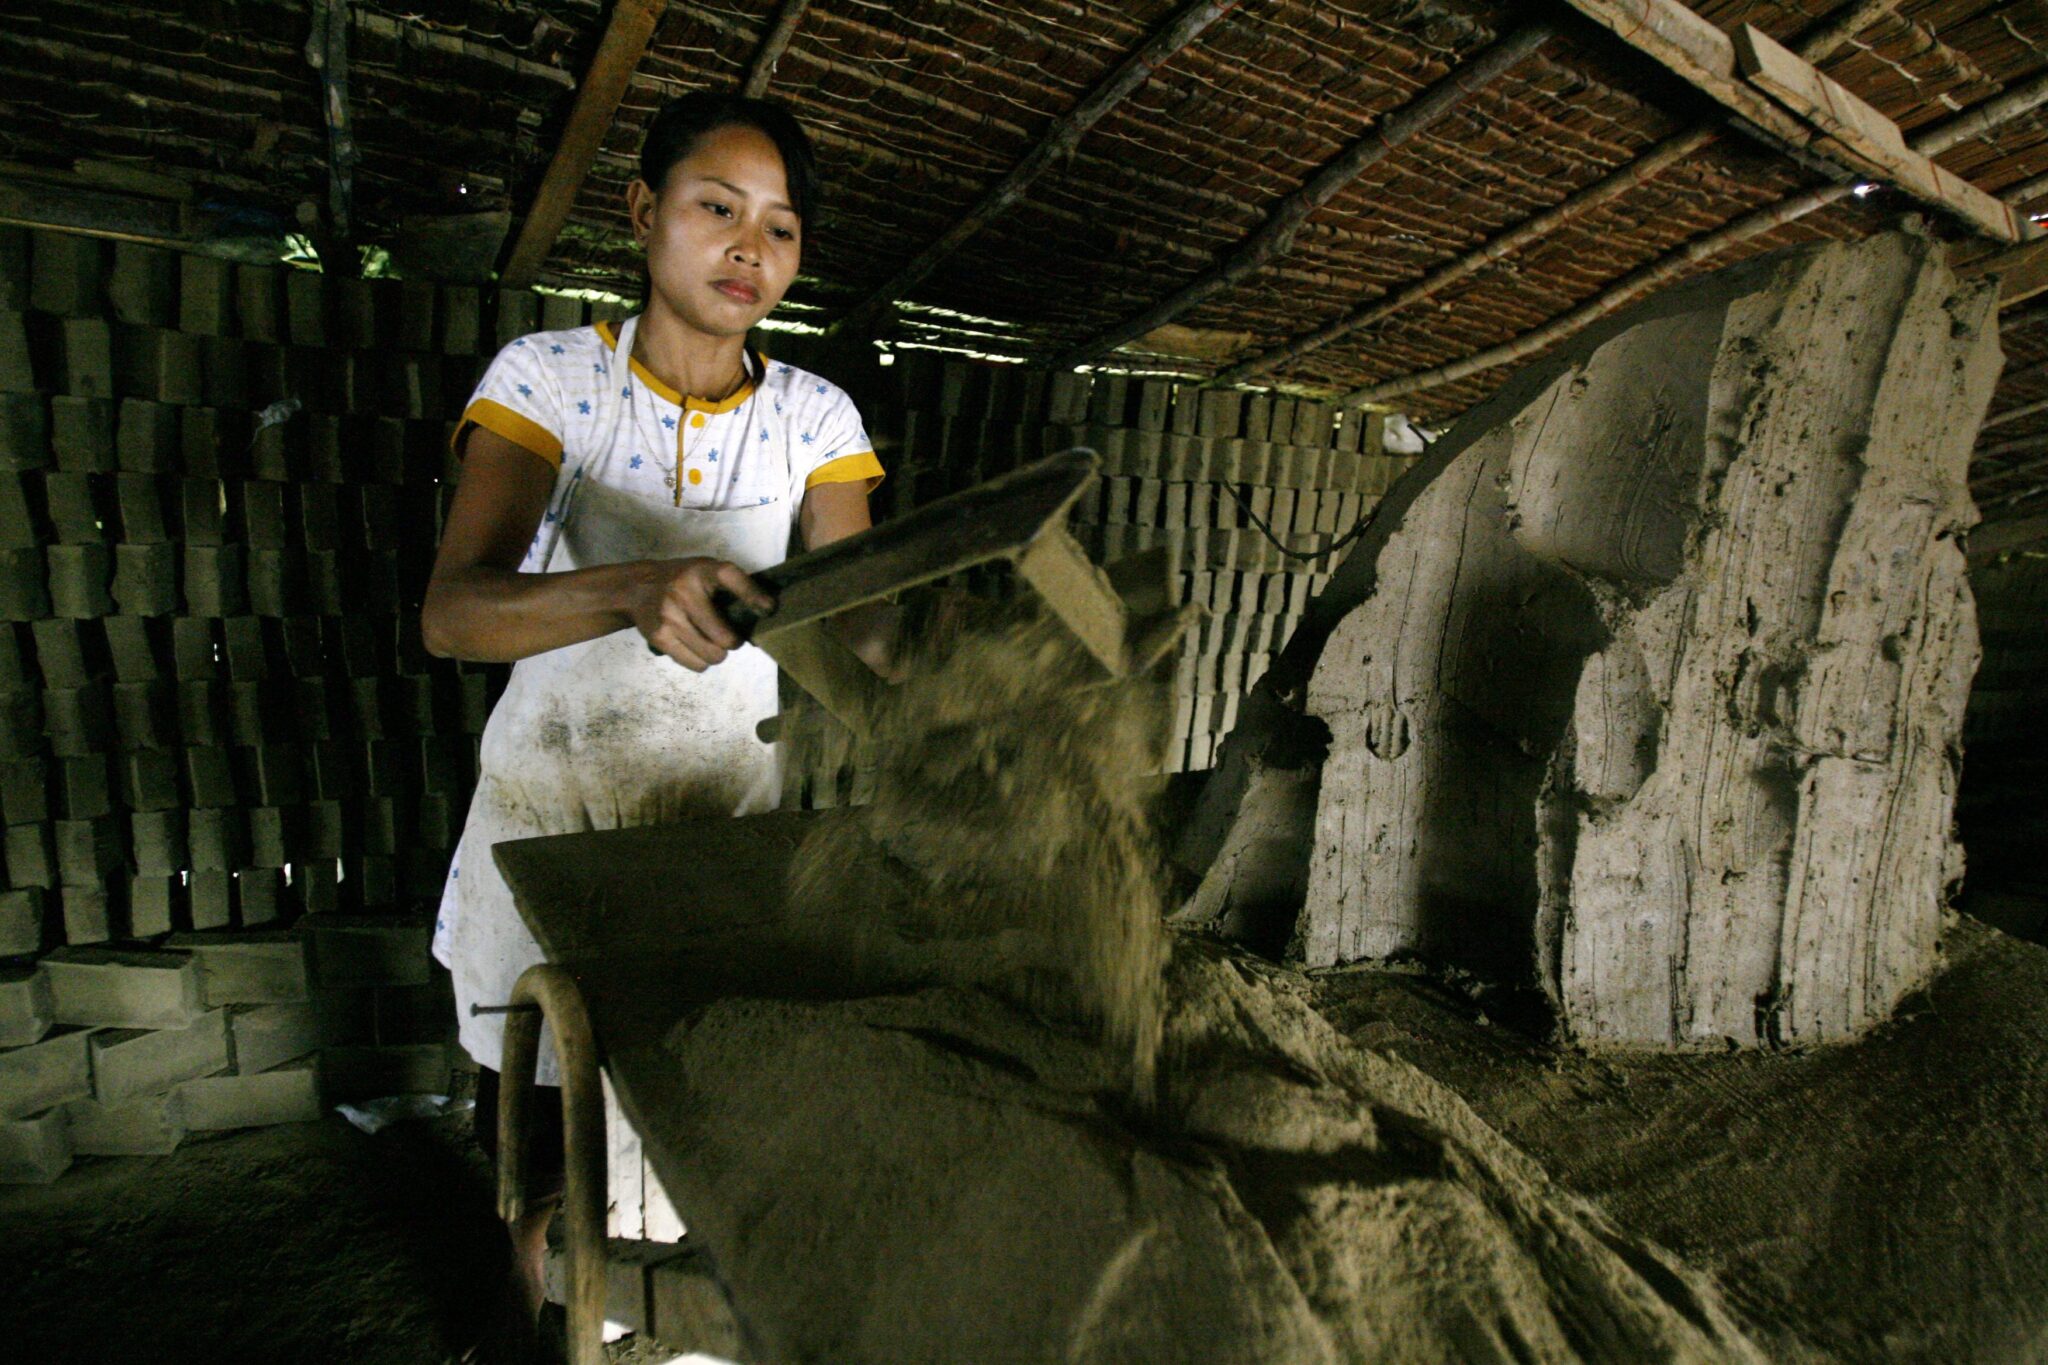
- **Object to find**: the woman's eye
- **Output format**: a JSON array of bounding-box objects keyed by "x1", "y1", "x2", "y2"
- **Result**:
[
  {"x1": 702, "y1": 201, "x2": 732, "y2": 217},
  {"x1": 770, "y1": 227, "x2": 796, "y2": 241}
]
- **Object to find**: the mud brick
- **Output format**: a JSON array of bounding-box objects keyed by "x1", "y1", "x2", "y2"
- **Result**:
[
  {"x1": 177, "y1": 680, "x2": 223, "y2": 747},
  {"x1": 0, "y1": 887, "x2": 47, "y2": 956},
  {"x1": 229, "y1": 1001, "x2": 322, "y2": 1072},
  {"x1": 292, "y1": 677, "x2": 333, "y2": 741},
  {"x1": 180, "y1": 1055, "x2": 320, "y2": 1129},
  {"x1": 303, "y1": 413, "x2": 345, "y2": 482},
  {"x1": 187, "y1": 807, "x2": 246, "y2": 871},
  {"x1": 40, "y1": 471, "x2": 103, "y2": 542},
  {"x1": 29, "y1": 230, "x2": 103, "y2": 316},
  {"x1": 246, "y1": 548, "x2": 301, "y2": 615},
  {"x1": 2, "y1": 821, "x2": 53, "y2": 888},
  {"x1": 31, "y1": 617, "x2": 96, "y2": 686},
  {"x1": 103, "y1": 240, "x2": 173, "y2": 325},
  {"x1": 43, "y1": 684, "x2": 111, "y2": 755},
  {"x1": 370, "y1": 973, "x2": 454, "y2": 1046},
  {"x1": 363, "y1": 739, "x2": 411, "y2": 797},
  {"x1": 112, "y1": 543, "x2": 177, "y2": 616},
  {"x1": 180, "y1": 405, "x2": 246, "y2": 479},
  {"x1": 247, "y1": 745, "x2": 302, "y2": 807},
  {"x1": 226, "y1": 680, "x2": 282, "y2": 744},
  {"x1": 496, "y1": 288, "x2": 537, "y2": 348},
  {"x1": 324, "y1": 1042, "x2": 449, "y2": 1101},
  {"x1": 0, "y1": 1026, "x2": 90, "y2": 1120},
  {"x1": 293, "y1": 857, "x2": 339, "y2": 913},
  {"x1": 247, "y1": 806, "x2": 291, "y2": 867},
  {"x1": 2, "y1": 626, "x2": 35, "y2": 689},
  {"x1": 60, "y1": 882, "x2": 116, "y2": 943},
  {"x1": 354, "y1": 853, "x2": 396, "y2": 907},
  {"x1": 1, "y1": 759, "x2": 47, "y2": 825},
  {"x1": 0, "y1": 227, "x2": 24, "y2": 311},
  {"x1": 169, "y1": 929, "x2": 308, "y2": 1007},
  {"x1": 0, "y1": 965, "x2": 53, "y2": 1047},
  {"x1": 110, "y1": 473, "x2": 167, "y2": 542},
  {"x1": 285, "y1": 270, "x2": 326, "y2": 347},
  {"x1": 46, "y1": 397, "x2": 114, "y2": 474},
  {"x1": 0, "y1": 311, "x2": 38, "y2": 394},
  {"x1": 218, "y1": 615, "x2": 267, "y2": 679},
  {"x1": 392, "y1": 354, "x2": 442, "y2": 418},
  {"x1": 0, "y1": 549, "x2": 49, "y2": 620},
  {"x1": 413, "y1": 794, "x2": 455, "y2": 851},
  {"x1": 458, "y1": 674, "x2": 491, "y2": 733},
  {"x1": 303, "y1": 800, "x2": 344, "y2": 860},
  {"x1": 55, "y1": 814, "x2": 123, "y2": 885},
  {"x1": 360, "y1": 796, "x2": 397, "y2": 855},
  {"x1": 229, "y1": 263, "x2": 281, "y2": 342},
  {"x1": 334, "y1": 616, "x2": 383, "y2": 676},
  {"x1": 126, "y1": 873, "x2": 175, "y2": 937},
  {"x1": 355, "y1": 483, "x2": 398, "y2": 547},
  {"x1": 46, "y1": 544, "x2": 111, "y2": 617},
  {"x1": 56, "y1": 755, "x2": 110, "y2": 819},
  {"x1": 307, "y1": 744, "x2": 355, "y2": 801},
  {"x1": 187, "y1": 868, "x2": 231, "y2": 929},
  {"x1": 111, "y1": 679, "x2": 172, "y2": 748},
  {"x1": 103, "y1": 615, "x2": 161, "y2": 682},
  {"x1": 245, "y1": 416, "x2": 290, "y2": 481},
  {"x1": 0, "y1": 1109, "x2": 72, "y2": 1184},
  {"x1": 91, "y1": 1008, "x2": 229, "y2": 1103},
  {"x1": 64, "y1": 1089, "x2": 185, "y2": 1156},
  {"x1": 122, "y1": 750, "x2": 181, "y2": 810},
  {"x1": 440, "y1": 285, "x2": 480, "y2": 355},
  {"x1": 420, "y1": 735, "x2": 473, "y2": 795},
  {"x1": 237, "y1": 867, "x2": 283, "y2": 925},
  {"x1": 182, "y1": 544, "x2": 247, "y2": 615},
  {"x1": 0, "y1": 393, "x2": 48, "y2": 470},
  {"x1": 393, "y1": 281, "x2": 435, "y2": 351},
  {"x1": 306, "y1": 913, "x2": 429, "y2": 989},
  {"x1": 179, "y1": 477, "x2": 225, "y2": 544},
  {"x1": 58, "y1": 319, "x2": 111, "y2": 400},
  {"x1": 170, "y1": 617, "x2": 216, "y2": 679},
  {"x1": 200, "y1": 335, "x2": 248, "y2": 408},
  {"x1": 184, "y1": 746, "x2": 237, "y2": 807},
  {"x1": 392, "y1": 674, "x2": 436, "y2": 734},
  {"x1": 118, "y1": 326, "x2": 203, "y2": 405},
  {"x1": 173, "y1": 254, "x2": 229, "y2": 336},
  {"x1": 334, "y1": 277, "x2": 378, "y2": 350},
  {"x1": 238, "y1": 479, "x2": 287, "y2": 548},
  {"x1": 244, "y1": 344, "x2": 290, "y2": 414},
  {"x1": 280, "y1": 616, "x2": 323, "y2": 674},
  {"x1": 128, "y1": 808, "x2": 186, "y2": 878},
  {"x1": 299, "y1": 551, "x2": 342, "y2": 614}
]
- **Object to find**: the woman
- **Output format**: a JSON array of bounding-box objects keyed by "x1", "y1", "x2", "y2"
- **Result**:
[{"x1": 421, "y1": 92, "x2": 885, "y2": 1337}]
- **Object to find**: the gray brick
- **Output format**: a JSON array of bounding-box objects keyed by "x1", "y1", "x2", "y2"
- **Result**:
[
  {"x1": 323, "y1": 1042, "x2": 449, "y2": 1101},
  {"x1": 167, "y1": 929, "x2": 309, "y2": 1006},
  {"x1": 308, "y1": 915, "x2": 432, "y2": 988},
  {"x1": 109, "y1": 242, "x2": 176, "y2": 326},
  {"x1": 90, "y1": 1008, "x2": 230, "y2": 1103},
  {"x1": 0, "y1": 965, "x2": 53, "y2": 1048},
  {"x1": 178, "y1": 1056, "x2": 320, "y2": 1130},
  {"x1": 0, "y1": 1026, "x2": 90, "y2": 1119},
  {"x1": 29, "y1": 230, "x2": 102, "y2": 316},
  {"x1": 63, "y1": 1088, "x2": 184, "y2": 1155},
  {"x1": 0, "y1": 392, "x2": 48, "y2": 470},
  {"x1": 228, "y1": 1000, "x2": 323, "y2": 1074},
  {"x1": 0, "y1": 888, "x2": 46, "y2": 956},
  {"x1": 44, "y1": 946, "x2": 201, "y2": 1029},
  {"x1": 0, "y1": 1108, "x2": 72, "y2": 1184}
]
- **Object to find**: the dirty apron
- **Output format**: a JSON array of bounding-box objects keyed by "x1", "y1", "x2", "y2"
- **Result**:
[{"x1": 437, "y1": 315, "x2": 788, "y2": 1083}]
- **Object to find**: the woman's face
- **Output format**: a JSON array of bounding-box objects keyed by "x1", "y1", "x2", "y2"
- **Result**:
[{"x1": 632, "y1": 123, "x2": 801, "y2": 340}]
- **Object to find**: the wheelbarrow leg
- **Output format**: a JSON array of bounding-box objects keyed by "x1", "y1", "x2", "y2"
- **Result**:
[{"x1": 498, "y1": 963, "x2": 608, "y2": 1365}]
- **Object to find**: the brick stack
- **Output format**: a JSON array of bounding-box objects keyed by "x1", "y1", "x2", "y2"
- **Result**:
[{"x1": 0, "y1": 230, "x2": 596, "y2": 1177}]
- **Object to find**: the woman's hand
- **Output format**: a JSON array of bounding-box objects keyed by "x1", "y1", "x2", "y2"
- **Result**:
[{"x1": 631, "y1": 557, "x2": 778, "y2": 672}]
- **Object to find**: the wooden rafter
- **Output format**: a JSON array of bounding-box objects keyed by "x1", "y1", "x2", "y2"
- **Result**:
[
  {"x1": 743, "y1": 0, "x2": 813, "y2": 99},
  {"x1": 828, "y1": 0, "x2": 1242, "y2": 341},
  {"x1": 501, "y1": 0, "x2": 668, "y2": 290},
  {"x1": 1341, "y1": 76, "x2": 2048, "y2": 408},
  {"x1": 1215, "y1": 0, "x2": 1903, "y2": 386},
  {"x1": 1561, "y1": 0, "x2": 2023, "y2": 243},
  {"x1": 1053, "y1": 21, "x2": 1556, "y2": 371}
]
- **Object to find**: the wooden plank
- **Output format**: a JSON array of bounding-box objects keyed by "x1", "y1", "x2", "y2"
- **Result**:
[
  {"x1": 742, "y1": 0, "x2": 813, "y2": 99},
  {"x1": 753, "y1": 618, "x2": 879, "y2": 736},
  {"x1": 501, "y1": 0, "x2": 668, "y2": 288},
  {"x1": 1561, "y1": 1, "x2": 2020, "y2": 243},
  {"x1": 1734, "y1": 24, "x2": 2023, "y2": 243},
  {"x1": 1016, "y1": 526, "x2": 1130, "y2": 675},
  {"x1": 1959, "y1": 235, "x2": 2048, "y2": 308}
]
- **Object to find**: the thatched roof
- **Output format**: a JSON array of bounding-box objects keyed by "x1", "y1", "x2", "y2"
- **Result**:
[{"x1": 9, "y1": 1, "x2": 2048, "y2": 535}]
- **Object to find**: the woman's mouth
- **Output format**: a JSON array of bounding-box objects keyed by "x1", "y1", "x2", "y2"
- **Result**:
[{"x1": 714, "y1": 280, "x2": 760, "y2": 304}]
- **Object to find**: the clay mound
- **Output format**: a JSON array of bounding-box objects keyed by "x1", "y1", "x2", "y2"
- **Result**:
[{"x1": 642, "y1": 941, "x2": 1766, "y2": 1363}]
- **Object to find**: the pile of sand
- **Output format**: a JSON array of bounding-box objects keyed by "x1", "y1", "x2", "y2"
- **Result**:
[{"x1": 649, "y1": 612, "x2": 1767, "y2": 1361}]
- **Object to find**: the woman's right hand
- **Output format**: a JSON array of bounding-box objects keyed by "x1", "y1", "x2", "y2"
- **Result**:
[{"x1": 631, "y1": 557, "x2": 778, "y2": 672}]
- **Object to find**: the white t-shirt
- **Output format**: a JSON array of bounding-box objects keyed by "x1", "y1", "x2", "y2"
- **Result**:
[{"x1": 456, "y1": 318, "x2": 882, "y2": 565}]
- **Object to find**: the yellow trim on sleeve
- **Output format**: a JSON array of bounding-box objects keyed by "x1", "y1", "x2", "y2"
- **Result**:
[
  {"x1": 804, "y1": 450, "x2": 884, "y2": 492},
  {"x1": 595, "y1": 319, "x2": 759, "y2": 413},
  {"x1": 459, "y1": 399, "x2": 563, "y2": 468}
]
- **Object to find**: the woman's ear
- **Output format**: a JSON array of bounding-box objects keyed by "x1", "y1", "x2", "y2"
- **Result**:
[{"x1": 626, "y1": 179, "x2": 657, "y2": 246}]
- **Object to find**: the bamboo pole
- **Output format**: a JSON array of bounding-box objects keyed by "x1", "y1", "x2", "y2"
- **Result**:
[
  {"x1": 742, "y1": 0, "x2": 812, "y2": 98},
  {"x1": 1052, "y1": 22, "x2": 1557, "y2": 371}
]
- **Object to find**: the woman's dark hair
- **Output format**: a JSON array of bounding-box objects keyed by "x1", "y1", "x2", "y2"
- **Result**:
[{"x1": 639, "y1": 92, "x2": 818, "y2": 221}]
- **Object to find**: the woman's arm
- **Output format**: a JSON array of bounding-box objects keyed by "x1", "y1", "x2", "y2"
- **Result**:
[{"x1": 421, "y1": 427, "x2": 774, "y2": 671}]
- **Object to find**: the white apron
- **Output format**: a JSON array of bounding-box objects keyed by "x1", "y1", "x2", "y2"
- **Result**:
[{"x1": 435, "y1": 315, "x2": 789, "y2": 1082}]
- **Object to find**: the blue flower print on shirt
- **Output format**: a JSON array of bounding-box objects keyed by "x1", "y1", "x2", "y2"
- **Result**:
[
  {"x1": 517, "y1": 383, "x2": 533, "y2": 398},
  {"x1": 774, "y1": 400, "x2": 783, "y2": 414},
  {"x1": 629, "y1": 455, "x2": 643, "y2": 470},
  {"x1": 593, "y1": 363, "x2": 603, "y2": 374},
  {"x1": 759, "y1": 496, "x2": 772, "y2": 505},
  {"x1": 622, "y1": 386, "x2": 632, "y2": 400},
  {"x1": 551, "y1": 344, "x2": 565, "y2": 355},
  {"x1": 662, "y1": 415, "x2": 677, "y2": 430},
  {"x1": 815, "y1": 384, "x2": 827, "y2": 395},
  {"x1": 707, "y1": 448, "x2": 720, "y2": 462},
  {"x1": 800, "y1": 432, "x2": 814, "y2": 444},
  {"x1": 512, "y1": 339, "x2": 526, "y2": 347},
  {"x1": 578, "y1": 400, "x2": 592, "y2": 415},
  {"x1": 759, "y1": 429, "x2": 769, "y2": 442}
]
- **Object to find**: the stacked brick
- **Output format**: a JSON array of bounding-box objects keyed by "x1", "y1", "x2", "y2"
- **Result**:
[
  {"x1": 0, "y1": 229, "x2": 599, "y2": 1175},
  {"x1": 850, "y1": 351, "x2": 1418, "y2": 774}
]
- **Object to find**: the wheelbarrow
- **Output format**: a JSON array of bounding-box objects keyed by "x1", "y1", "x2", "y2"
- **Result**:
[{"x1": 486, "y1": 452, "x2": 1194, "y2": 1363}]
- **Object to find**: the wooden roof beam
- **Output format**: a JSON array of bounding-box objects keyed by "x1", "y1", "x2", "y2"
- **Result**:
[
  {"x1": 501, "y1": 0, "x2": 668, "y2": 290},
  {"x1": 1214, "y1": 0, "x2": 1905, "y2": 386},
  {"x1": 743, "y1": 0, "x2": 813, "y2": 99},
  {"x1": 1561, "y1": 0, "x2": 2024, "y2": 243},
  {"x1": 1052, "y1": 21, "x2": 1556, "y2": 372},
  {"x1": 826, "y1": 0, "x2": 1243, "y2": 341}
]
